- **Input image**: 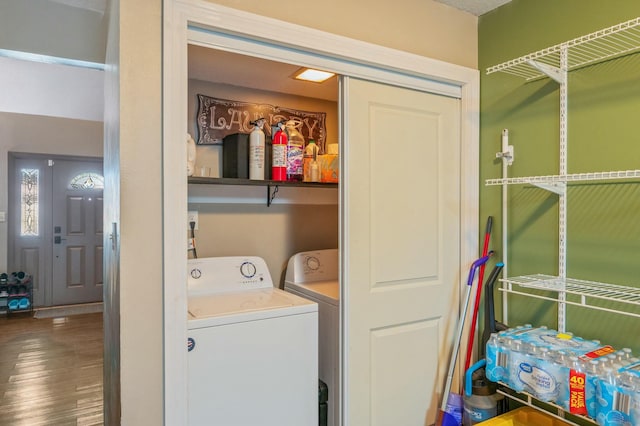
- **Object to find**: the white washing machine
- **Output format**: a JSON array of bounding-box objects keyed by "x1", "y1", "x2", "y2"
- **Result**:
[
  {"x1": 187, "y1": 256, "x2": 318, "y2": 426},
  {"x1": 284, "y1": 249, "x2": 339, "y2": 426}
]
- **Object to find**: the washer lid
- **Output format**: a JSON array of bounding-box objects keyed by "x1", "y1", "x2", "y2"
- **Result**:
[
  {"x1": 284, "y1": 280, "x2": 339, "y2": 306},
  {"x1": 188, "y1": 288, "x2": 317, "y2": 327}
]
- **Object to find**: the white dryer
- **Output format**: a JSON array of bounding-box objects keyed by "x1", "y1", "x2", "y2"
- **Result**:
[
  {"x1": 284, "y1": 249, "x2": 339, "y2": 426},
  {"x1": 187, "y1": 256, "x2": 318, "y2": 426}
]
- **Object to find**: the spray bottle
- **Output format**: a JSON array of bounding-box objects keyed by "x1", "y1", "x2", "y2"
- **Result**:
[
  {"x1": 303, "y1": 139, "x2": 320, "y2": 182},
  {"x1": 249, "y1": 118, "x2": 266, "y2": 180},
  {"x1": 272, "y1": 121, "x2": 287, "y2": 181}
]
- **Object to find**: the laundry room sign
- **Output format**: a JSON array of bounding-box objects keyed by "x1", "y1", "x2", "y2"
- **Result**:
[{"x1": 196, "y1": 94, "x2": 327, "y2": 150}]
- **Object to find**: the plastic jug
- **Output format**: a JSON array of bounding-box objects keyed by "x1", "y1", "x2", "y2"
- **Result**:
[{"x1": 285, "y1": 120, "x2": 304, "y2": 181}]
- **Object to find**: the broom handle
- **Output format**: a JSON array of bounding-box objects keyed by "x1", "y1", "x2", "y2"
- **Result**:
[{"x1": 463, "y1": 217, "x2": 493, "y2": 372}]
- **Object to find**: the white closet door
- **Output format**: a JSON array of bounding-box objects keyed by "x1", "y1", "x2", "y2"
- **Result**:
[{"x1": 341, "y1": 77, "x2": 461, "y2": 426}]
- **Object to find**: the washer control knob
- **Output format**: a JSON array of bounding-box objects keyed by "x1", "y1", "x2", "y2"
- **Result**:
[
  {"x1": 305, "y1": 256, "x2": 320, "y2": 271},
  {"x1": 240, "y1": 261, "x2": 257, "y2": 278},
  {"x1": 190, "y1": 268, "x2": 202, "y2": 279}
]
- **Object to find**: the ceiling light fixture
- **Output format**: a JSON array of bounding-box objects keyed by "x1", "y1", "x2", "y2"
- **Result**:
[{"x1": 292, "y1": 68, "x2": 335, "y2": 83}]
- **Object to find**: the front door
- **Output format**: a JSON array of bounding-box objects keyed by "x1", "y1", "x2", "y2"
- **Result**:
[
  {"x1": 9, "y1": 155, "x2": 103, "y2": 306},
  {"x1": 51, "y1": 159, "x2": 103, "y2": 305},
  {"x1": 341, "y1": 77, "x2": 461, "y2": 425}
]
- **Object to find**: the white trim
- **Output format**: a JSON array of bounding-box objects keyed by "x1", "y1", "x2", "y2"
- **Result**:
[
  {"x1": 338, "y1": 75, "x2": 349, "y2": 426},
  {"x1": 162, "y1": 1, "x2": 189, "y2": 425},
  {"x1": 163, "y1": 1, "x2": 479, "y2": 424},
  {"x1": 187, "y1": 28, "x2": 462, "y2": 99},
  {"x1": 0, "y1": 48, "x2": 105, "y2": 70}
]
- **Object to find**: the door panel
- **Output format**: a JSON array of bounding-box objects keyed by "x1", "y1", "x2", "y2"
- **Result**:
[
  {"x1": 342, "y1": 77, "x2": 461, "y2": 425},
  {"x1": 370, "y1": 320, "x2": 439, "y2": 426},
  {"x1": 9, "y1": 158, "x2": 52, "y2": 307},
  {"x1": 51, "y1": 159, "x2": 103, "y2": 305}
]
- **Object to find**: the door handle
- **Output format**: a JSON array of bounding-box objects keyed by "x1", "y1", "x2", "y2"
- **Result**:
[{"x1": 54, "y1": 236, "x2": 67, "y2": 244}]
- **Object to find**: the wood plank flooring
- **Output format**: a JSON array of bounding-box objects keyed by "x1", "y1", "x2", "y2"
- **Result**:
[{"x1": 0, "y1": 312, "x2": 103, "y2": 425}]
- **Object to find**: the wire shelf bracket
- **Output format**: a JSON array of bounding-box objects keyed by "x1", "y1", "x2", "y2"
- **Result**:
[{"x1": 487, "y1": 17, "x2": 640, "y2": 80}]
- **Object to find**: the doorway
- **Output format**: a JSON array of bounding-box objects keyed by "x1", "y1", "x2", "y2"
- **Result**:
[
  {"x1": 164, "y1": 4, "x2": 479, "y2": 423},
  {"x1": 8, "y1": 153, "x2": 104, "y2": 308}
]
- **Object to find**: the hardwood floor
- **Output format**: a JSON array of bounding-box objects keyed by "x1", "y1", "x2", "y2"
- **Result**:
[{"x1": 0, "y1": 312, "x2": 103, "y2": 425}]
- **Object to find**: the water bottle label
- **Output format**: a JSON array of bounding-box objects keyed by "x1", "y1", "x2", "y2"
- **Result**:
[
  {"x1": 580, "y1": 345, "x2": 615, "y2": 362},
  {"x1": 569, "y1": 369, "x2": 587, "y2": 415},
  {"x1": 517, "y1": 362, "x2": 557, "y2": 398}
]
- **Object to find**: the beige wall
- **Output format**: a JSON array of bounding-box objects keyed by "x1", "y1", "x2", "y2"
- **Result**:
[
  {"x1": 188, "y1": 79, "x2": 339, "y2": 281},
  {"x1": 0, "y1": 112, "x2": 103, "y2": 271},
  {"x1": 113, "y1": 0, "x2": 477, "y2": 423},
  {"x1": 205, "y1": 0, "x2": 478, "y2": 69},
  {"x1": 105, "y1": 0, "x2": 163, "y2": 424},
  {"x1": 190, "y1": 203, "x2": 339, "y2": 287}
]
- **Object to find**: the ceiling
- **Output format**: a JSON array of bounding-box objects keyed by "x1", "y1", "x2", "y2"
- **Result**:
[
  {"x1": 435, "y1": 0, "x2": 512, "y2": 16},
  {"x1": 188, "y1": 45, "x2": 340, "y2": 102},
  {"x1": 45, "y1": 0, "x2": 512, "y2": 18}
]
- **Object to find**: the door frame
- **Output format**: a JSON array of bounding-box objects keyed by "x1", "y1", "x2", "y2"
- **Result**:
[
  {"x1": 163, "y1": 1, "x2": 479, "y2": 424},
  {"x1": 7, "y1": 152, "x2": 103, "y2": 308}
]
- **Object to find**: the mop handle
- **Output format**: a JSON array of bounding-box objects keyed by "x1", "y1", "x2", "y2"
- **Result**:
[
  {"x1": 464, "y1": 216, "x2": 493, "y2": 371},
  {"x1": 440, "y1": 252, "x2": 494, "y2": 411}
]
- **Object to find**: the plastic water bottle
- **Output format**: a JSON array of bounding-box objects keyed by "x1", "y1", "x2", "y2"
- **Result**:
[
  {"x1": 586, "y1": 359, "x2": 601, "y2": 419},
  {"x1": 486, "y1": 333, "x2": 508, "y2": 383}
]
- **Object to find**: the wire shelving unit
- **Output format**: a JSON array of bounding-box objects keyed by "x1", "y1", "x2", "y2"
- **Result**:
[{"x1": 486, "y1": 17, "x2": 640, "y2": 332}]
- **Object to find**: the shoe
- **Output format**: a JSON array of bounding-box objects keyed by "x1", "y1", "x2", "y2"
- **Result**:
[
  {"x1": 18, "y1": 298, "x2": 30, "y2": 310},
  {"x1": 0, "y1": 273, "x2": 7, "y2": 284}
]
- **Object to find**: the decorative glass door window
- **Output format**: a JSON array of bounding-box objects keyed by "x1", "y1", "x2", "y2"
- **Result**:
[
  {"x1": 20, "y1": 168, "x2": 39, "y2": 236},
  {"x1": 68, "y1": 172, "x2": 104, "y2": 190}
]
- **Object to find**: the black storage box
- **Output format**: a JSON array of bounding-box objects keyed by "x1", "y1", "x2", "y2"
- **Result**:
[
  {"x1": 222, "y1": 133, "x2": 249, "y2": 178},
  {"x1": 223, "y1": 133, "x2": 272, "y2": 179},
  {"x1": 319, "y1": 380, "x2": 328, "y2": 426}
]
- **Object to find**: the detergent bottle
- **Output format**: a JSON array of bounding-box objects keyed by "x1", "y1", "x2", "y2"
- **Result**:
[
  {"x1": 285, "y1": 120, "x2": 304, "y2": 181},
  {"x1": 303, "y1": 139, "x2": 320, "y2": 182},
  {"x1": 271, "y1": 121, "x2": 287, "y2": 181},
  {"x1": 249, "y1": 118, "x2": 266, "y2": 180}
]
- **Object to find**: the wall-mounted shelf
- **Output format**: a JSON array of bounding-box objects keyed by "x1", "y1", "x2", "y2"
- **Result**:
[
  {"x1": 487, "y1": 17, "x2": 640, "y2": 81},
  {"x1": 497, "y1": 385, "x2": 598, "y2": 426},
  {"x1": 188, "y1": 177, "x2": 338, "y2": 206},
  {"x1": 486, "y1": 17, "x2": 640, "y2": 425},
  {"x1": 499, "y1": 274, "x2": 640, "y2": 319},
  {"x1": 486, "y1": 16, "x2": 640, "y2": 331},
  {"x1": 485, "y1": 169, "x2": 640, "y2": 194}
]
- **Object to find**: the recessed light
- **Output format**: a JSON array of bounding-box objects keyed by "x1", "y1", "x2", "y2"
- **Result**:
[{"x1": 292, "y1": 68, "x2": 335, "y2": 83}]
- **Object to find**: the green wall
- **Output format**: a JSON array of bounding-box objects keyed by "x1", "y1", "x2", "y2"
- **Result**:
[{"x1": 479, "y1": 0, "x2": 640, "y2": 352}]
